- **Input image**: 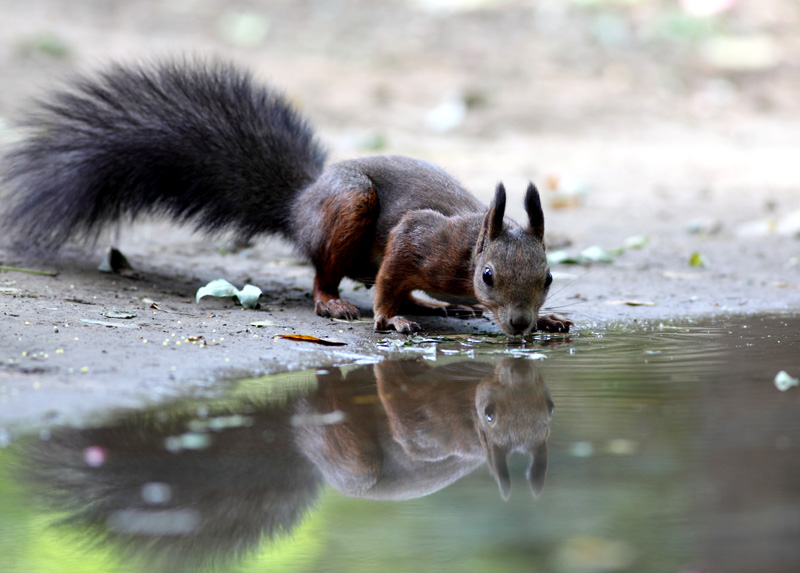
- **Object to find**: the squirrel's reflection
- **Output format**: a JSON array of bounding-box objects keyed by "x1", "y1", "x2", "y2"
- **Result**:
[
  {"x1": 299, "y1": 359, "x2": 551, "y2": 501},
  {"x1": 17, "y1": 358, "x2": 552, "y2": 568}
]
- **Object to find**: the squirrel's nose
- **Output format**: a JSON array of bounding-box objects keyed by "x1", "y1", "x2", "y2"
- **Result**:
[{"x1": 508, "y1": 310, "x2": 533, "y2": 334}]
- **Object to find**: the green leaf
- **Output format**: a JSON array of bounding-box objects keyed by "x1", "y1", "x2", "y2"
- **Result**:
[
  {"x1": 196, "y1": 279, "x2": 262, "y2": 309},
  {"x1": 774, "y1": 370, "x2": 799, "y2": 392},
  {"x1": 548, "y1": 246, "x2": 614, "y2": 265},
  {"x1": 236, "y1": 284, "x2": 263, "y2": 309},
  {"x1": 622, "y1": 235, "x2": 649, "y2": 249},
  {"x1": 689, "y1": 252, "x2": 708, "y2": 268},
  {"x1": 580, "y1": 245, "x2": 614, "y2": 263}
]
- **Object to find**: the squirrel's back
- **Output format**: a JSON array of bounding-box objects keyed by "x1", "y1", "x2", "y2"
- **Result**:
[{"x1": 1, "y1": 59, "x2": 328, "y2": 248}]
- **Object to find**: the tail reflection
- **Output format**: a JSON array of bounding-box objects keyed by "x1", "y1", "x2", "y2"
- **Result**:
[{"x1": 15, "y1": 357, "x2": 552, "y2": 567}]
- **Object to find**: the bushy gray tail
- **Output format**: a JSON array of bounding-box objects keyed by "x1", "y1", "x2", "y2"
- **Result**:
[{"x1": 1, "y1": 59, "x2": 328, "y2": 249}]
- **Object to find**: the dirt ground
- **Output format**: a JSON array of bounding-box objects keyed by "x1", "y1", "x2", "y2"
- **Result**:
[{"x1": 1, "y1": 0, "x2": 799, "y2": 430}]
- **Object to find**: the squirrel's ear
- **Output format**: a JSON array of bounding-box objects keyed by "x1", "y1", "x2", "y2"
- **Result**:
[
  {"x1": 527, "y1": 439, "x2": 548, "y2": 499},
  {"x1": 525, "y1": 182, "x2": 545, "y2": 241},
  {"x1": 479, "y1": 427, "x2": 511, "y2": 500},
  {"x1": 487, "y1": 182, "x2": 507, "y2": 240}
]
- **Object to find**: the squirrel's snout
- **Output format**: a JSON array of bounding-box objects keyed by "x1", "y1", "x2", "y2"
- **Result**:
[{"x1": 507, "y1": 308, "x2": 535, "y2": 335}]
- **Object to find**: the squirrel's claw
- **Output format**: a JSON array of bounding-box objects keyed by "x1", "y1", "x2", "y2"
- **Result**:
[
  {"x1": 315, "y1": 299, "x2": 361, "y2": 321},
  {"x1": 374, "y1": 315, "x2": 421, "y2": 334},
  {"x1": 536, "y1": 313, "x2": 573, "y2": 333},
  {"x1": 441, "y1": 304, "x2": 484, "y2": 318}
]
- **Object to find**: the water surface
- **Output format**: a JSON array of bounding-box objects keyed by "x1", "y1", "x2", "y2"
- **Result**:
[{"x1": 1, "y1": 315, "x2": 798, "y2": 572}]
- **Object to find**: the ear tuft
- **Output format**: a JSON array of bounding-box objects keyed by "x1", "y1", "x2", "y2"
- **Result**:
[
  {"x1": 525, "y1": 182, "x2": 545, "y2": 241},
  {"x1": 527, "y1": 440, "x2": 548, "y2": 498},
  {"x1": 488, "y1": 182, "x2": 507, "y2": 240},
  {"x1": 492, "y1": 442, "x2": 512, "y2": 501},
  {"x1": 478, "y1": 427, "x2": 511, "y2": 500}
]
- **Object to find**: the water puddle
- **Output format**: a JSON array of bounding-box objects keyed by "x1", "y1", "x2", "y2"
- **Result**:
[{"x1": 0, "y1": 315, "x2": 798, "y2": 572}]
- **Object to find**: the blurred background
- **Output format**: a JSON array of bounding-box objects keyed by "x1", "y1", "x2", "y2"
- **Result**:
[
  {"x1": 1, "y1": 0, "x2": 799, "y2": 312},
  {"x1": 1, "y1": 0, "x2": 798, "y2": 126}
]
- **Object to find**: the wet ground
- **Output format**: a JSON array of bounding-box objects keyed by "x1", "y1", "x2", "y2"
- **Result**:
[
  {"x1": 1, "y1": 1, "x2": 799, "y2": 420},
  {"x1": 1, "y1": 314, "x2": 798, "y2": 572}
]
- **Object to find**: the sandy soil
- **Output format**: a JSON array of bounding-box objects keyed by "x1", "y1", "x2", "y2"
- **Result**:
[{"x1": 1, "y1": 0, "x2": 799, "y2": 429}]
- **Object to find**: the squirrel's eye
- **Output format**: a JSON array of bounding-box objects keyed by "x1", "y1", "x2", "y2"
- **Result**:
[
  {"x1": 484, "y1": 403, "x2": 496, "y2": 423},
  {"x1": 482, "y1": 267, "x2": 493, "y2": 287},
  {"x1": 544, "y1": 271, "x2": 553, "y2": 288}
]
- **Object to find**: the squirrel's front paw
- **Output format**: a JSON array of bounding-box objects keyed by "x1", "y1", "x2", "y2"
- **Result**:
[
  {"x1": 374, "y1": 315, "x2": 421, "y2": 334},
  {"x1": 537, "y1": 313, "x2": 573, "y2": 333},
  {"x1": 315, "y1": 299, "x2": 361, "y2": 320}
]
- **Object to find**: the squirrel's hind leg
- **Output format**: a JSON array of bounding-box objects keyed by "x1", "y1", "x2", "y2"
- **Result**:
[
  {"x1": 301, "y1": 183, "x2": 380, "y2": 321},
  {"x1": 313, "y1": 276, "x2": 361, "y2": 320}
]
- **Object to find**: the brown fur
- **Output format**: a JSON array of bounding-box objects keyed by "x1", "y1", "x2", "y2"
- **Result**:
[
  {"x1": 292, "y1": 157, "x2": 571, "y2": 334},
  {"x1": 308, "y1": 186, "x2": 379, "y2": 319}
]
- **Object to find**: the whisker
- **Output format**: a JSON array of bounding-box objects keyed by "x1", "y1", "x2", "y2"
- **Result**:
[{"x1": 547, "y1": 268, "x2": 593, "y2": 300}]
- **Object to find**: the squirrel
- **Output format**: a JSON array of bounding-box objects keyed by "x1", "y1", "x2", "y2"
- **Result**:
[{"x1": 1, "y1": 59, "x2": 572, "y2": 335}]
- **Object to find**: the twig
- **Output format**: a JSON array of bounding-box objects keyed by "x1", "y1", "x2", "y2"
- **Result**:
[{"x1": 0, "y1": 265, "x2": 59, "y2": 277}]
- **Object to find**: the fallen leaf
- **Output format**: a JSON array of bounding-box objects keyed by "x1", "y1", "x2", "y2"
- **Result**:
[
  {"x1": 606, "y1": 300, "x2": 657, "y2": 307},
  {"x1": 101, "y1": 310, "x2": 137, "y2": 319},
  {"x1": 548, "y1": 246, "x2": 614, "y2": 265},
  {"x1": 687, "y1": 218, "x2": 722, "y2": 235},
  {"x1": 580, "y1": 245, "x2": 614, "y2": 263},
  {"x1": 80, "y1": 319, "x2": 140, "y2": 329},
  {"x1": 196, "y1": 278, "x2": 262, "y2": 309},
  {"x1": 250, "y1": 320, "x2": 277, "y2": 327},
  {"x1": 622, "y1": 235, "x2": 649, "y2": 249},
  {"x1": 273, "y1": 334, "x2": 346, "y2": 346},
  {"x1": 236, "y1": 284, "x2": 263, "y2": 308},
  {"x1": 774, "y1": 370, "x2": 799, "y2": 392},
  {"x1": 689, "y1": 252, "x2": 708, "y2": 268},
  {"x1": 662, "y1": 271, "x2": 705, "y2": 280}
]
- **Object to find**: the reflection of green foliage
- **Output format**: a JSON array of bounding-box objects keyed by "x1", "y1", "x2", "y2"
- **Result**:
[
  {"x1": 23, "y1": 517, "x2": 121, "y2": 573},
  {"x1": 314, "y1": 486, "x2": 551, "y2": 572},
  {"x1": 0, "y1": 451, "x2": 30, "y2": 573},
  {"x1": 230, "y1": 369, "x2": 318, "y2": 406},
  {"x1": 0, "y1": 446, "x2": 325, "y2": 573},
  {"x1": 204, "y1": 510, "x2": 325, "y2": 573},
  {"x1": 1, "y1": 323, "x2": 749, "y2": 572},
  {"x1": 0, "y1": 451, "x2": 117, "y2": 572}
]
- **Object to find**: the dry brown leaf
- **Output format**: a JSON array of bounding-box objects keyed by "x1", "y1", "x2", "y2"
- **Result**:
[{"x1": 273, "y1": 334, "x2": 347, "y2": 346}]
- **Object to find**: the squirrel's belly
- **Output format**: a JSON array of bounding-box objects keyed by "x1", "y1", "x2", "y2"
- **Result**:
[{"x1": 424, "y1": 291, "x2": 479, "y2": 306}]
